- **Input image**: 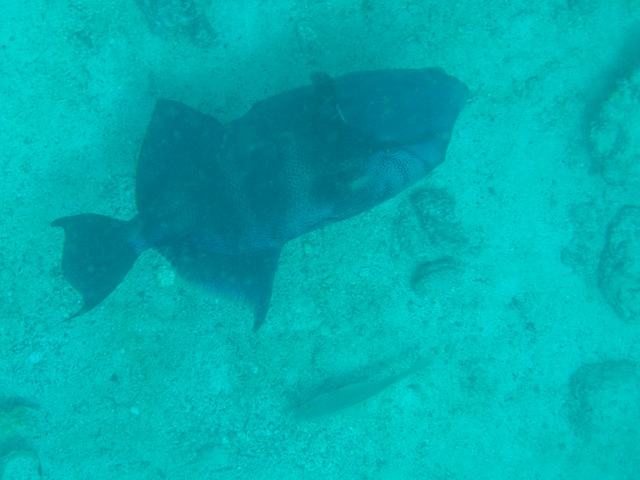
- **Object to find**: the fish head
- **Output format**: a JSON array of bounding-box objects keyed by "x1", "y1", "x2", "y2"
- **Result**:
[
  {"x1": 332, "y1": 68, "x2": 469, "y2": 146},
  {"x1": 325, "y1": 68, "x2": 469, "y2": 200}
]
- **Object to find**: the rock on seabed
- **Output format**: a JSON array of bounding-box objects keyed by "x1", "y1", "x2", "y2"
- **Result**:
[
  {"x1": 598, "y1": 205, "x2": 640, "y2": 322},
  {"x1": 589, "y1": 65, "x2": 640, "y2": 186}
]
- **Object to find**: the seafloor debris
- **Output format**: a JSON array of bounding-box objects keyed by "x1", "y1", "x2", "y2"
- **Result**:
[
  {"x1": 588, "y1": 64, "x2": 640, "y2": 186},
  {"x1": 135, "y1": 0, "x2": 216, "y2": 46},
  {"x1": 294, "y1": 358, "x2": 429, "y2": 420},
  {"x1": 410, "y1": 256, "x2": 459, "y2": 297},
  {"x1": 598, "y1": 205, "x2": 640, "y2": 322}
]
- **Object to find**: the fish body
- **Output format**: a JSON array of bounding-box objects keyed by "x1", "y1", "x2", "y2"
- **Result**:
[{"x1": 52, "y1": 69, "x2": 468, "y2": 328}]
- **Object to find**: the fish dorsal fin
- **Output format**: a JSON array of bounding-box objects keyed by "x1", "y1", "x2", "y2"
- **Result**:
[{"x1": 310, "y1": 71, "x2": 346, "y2": 123}]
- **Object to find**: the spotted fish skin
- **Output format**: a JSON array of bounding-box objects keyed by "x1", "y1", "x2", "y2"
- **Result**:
[{"x1": 52, "y1": 69, "x2": 468, "y2": 329}]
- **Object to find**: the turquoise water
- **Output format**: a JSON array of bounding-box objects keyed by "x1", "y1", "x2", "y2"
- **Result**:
[{"x1": 1, "y1": 1, "x2": 639, "y2": 478}]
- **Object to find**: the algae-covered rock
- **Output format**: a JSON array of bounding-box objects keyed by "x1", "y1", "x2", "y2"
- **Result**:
[
  {"x1": 589, "y1": 66, "x2": 640, "y2": 186},
  {"x1": 0, "y1": 447, "x2": 41, "y2": 480},
  {"x1": 565, "y1": 358, "x2": 640, "y2": 477},
  {"x1": 392, "y1": 186, "x2": 466, "y2": 261},
  {"x1": 598, "y1": 205, "x2": 640, "y2": 322},
  {"x1": 566, "y1": 359, "x2": 640, "y2": 440},
  {"x1": 561, "y1": 201, "x2": 609, "y2": 281}
]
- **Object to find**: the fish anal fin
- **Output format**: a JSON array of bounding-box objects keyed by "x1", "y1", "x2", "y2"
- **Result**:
[{"x1": 158, "y1": 244, "x2": 281, "y2": 330}]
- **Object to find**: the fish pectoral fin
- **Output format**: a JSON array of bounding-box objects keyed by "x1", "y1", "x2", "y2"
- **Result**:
[{"x1": 158, "y1": 244, "x2": 282, "y2": 330}]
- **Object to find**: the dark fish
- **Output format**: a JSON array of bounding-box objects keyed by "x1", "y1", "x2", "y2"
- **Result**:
[{"x1": 52, "y1": 68, "x2": 468, "y2": 329}]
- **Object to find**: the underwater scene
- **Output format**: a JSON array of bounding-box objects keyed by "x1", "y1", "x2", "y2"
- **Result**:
[{"x1": 1, "y1": 0, "x2": 639, "y2": 478}]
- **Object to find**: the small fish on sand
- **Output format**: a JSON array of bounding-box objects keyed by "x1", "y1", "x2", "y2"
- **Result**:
[{"x1": 294, "y1": 358, "x2": 429, "y2": 420}]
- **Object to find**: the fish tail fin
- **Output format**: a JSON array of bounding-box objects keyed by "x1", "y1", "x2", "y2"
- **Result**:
[{"x1": 51, "y1": 214, "x2": 145, "y2": 318}]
